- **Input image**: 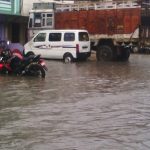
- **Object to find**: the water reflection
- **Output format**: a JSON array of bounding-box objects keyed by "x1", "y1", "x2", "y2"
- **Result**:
[{"x1": 1, "y1": 54, "x2": 150, "y2": 149}]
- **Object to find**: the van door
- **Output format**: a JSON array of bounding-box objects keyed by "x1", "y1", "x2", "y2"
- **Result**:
[
  {"x1": 78, "y1": 32, "x2": 90, "y2": 53},
  {"x1": 48, "y1": 32, "x2": 63, "y2": 59},
  {"x1": 31, "y1": 32, "x2": 50, "y2": 58},
  {"x1": 63, "y1": 32, "x2": 76, "y2": 58}
]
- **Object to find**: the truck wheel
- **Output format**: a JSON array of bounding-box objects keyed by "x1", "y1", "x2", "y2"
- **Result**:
[
  {"x1": 63, "y1": 53, "x2": 73, "y2": 63},
  {"x1": 121, "y1": 49, "x2": 130, "y2": 61},
  {"x1": 96, "y1": 45, "x2": 113, "y2": 61}
]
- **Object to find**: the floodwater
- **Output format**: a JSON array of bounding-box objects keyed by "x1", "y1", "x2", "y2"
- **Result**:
[{"x1": 1, "y1": 54, "x2": 150, "y2": 150}]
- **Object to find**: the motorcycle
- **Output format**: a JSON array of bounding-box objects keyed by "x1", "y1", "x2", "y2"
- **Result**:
[
  {"x1": 0, "y1": 43, "x2": 47, "y2": 78},
  {"x1": 0, "y1": 40, "x2": 14, "y2": 74},
  {"x1": 14, "y1": 54, "x2": 48, "y2": 78}
]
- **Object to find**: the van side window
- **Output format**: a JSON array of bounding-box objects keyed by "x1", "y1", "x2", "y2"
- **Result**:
[
  {"x1": 64, "y1": 33, "x2": 75, "y2": 41},
  {"x1": 79, "y1": 32, "x2": 89, "y2": 41},
  {"x1": 33, "y1": 33, "x2": 46, "y2": 42},
  {"x1": 49, "y1": 33, "x2": 61, "y2": 41}
]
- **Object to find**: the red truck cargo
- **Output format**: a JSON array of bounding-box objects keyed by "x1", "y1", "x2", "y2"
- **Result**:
[{"x1": 55, "y1": 2, "x2": 141, "y2": 61}]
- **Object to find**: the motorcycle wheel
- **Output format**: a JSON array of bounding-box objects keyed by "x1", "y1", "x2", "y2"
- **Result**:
[{"x1": 28, "y1": 64, "x2": 46, "y2": 78}]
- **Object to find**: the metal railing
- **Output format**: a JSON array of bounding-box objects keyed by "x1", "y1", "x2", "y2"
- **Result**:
[{"x1": 55, "y1": 1, "x2": 141, "y2": 12}]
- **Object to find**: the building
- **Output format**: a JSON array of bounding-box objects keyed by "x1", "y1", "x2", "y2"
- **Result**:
[
  {"x1": 0, "y1": 0, "x2": 28, "y2": 44},
  {"x1": 0, "y1": 0, "x2": 74, "y2": 45},
  {"x1": 141, "y1": 0, "x2": 150, "y2": 26}
]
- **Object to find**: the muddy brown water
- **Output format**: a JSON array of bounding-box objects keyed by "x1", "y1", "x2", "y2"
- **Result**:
[{"x1": 0, "y1": 54, "x2": 150, "y2": 150}]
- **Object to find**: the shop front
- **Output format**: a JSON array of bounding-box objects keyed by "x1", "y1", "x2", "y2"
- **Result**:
[{"x1": 0, "y1": 0, "x2": 28, "y2": 44}]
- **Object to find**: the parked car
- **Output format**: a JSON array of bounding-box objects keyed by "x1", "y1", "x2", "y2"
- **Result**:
[{"x1": 24, "y1": 29, "x2": 91, "y2": 62}]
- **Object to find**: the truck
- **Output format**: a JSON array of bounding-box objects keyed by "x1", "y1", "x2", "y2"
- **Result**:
[
  {"x1": 27, "y1": 1, "x2": 141, "y2": 61},
  {"x1": 138, "y1": 1, "x2": 150, "y2": 53}
]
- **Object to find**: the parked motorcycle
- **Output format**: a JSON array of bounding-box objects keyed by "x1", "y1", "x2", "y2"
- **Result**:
[
  {"x1": 0, "y1": 46, "x2": 47, "y2": 78},
  {"x1": 16, "y1": 54, "x2": 47, "y2": 78}
]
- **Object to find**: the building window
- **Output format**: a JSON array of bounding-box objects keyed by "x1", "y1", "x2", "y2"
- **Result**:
[
  {"x1": 34, "y1": 13, "x2": 41, "y2": 27},
  {"x1": 42, "y1": 13, "x2": 53, "y2": 27}
]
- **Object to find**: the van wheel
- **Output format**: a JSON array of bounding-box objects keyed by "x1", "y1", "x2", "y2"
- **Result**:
[
  {"x1": 26, "y1": 51, "x2": 35, "y2": 57},
  {"x1": 63, "y1": 53, "x2": 73, "y2": 63}
]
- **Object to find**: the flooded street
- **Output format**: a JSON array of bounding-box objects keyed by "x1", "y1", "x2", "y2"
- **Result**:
[{"x1": 1, "y1": 54, "x2": 150, "y2": 150}]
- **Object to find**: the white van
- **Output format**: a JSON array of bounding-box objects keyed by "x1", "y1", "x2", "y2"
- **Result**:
[{"x1": 24, "y1": 29, "x2": 91, "y2": 62}]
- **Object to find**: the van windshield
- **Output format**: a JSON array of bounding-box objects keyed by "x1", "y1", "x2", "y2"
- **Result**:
[
  {"x1": 79, "y1": 32, "x2": 89, "y2": 41},
  {"x1": 34, "y1": 33, "x2": 46, "y2": 42}
]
